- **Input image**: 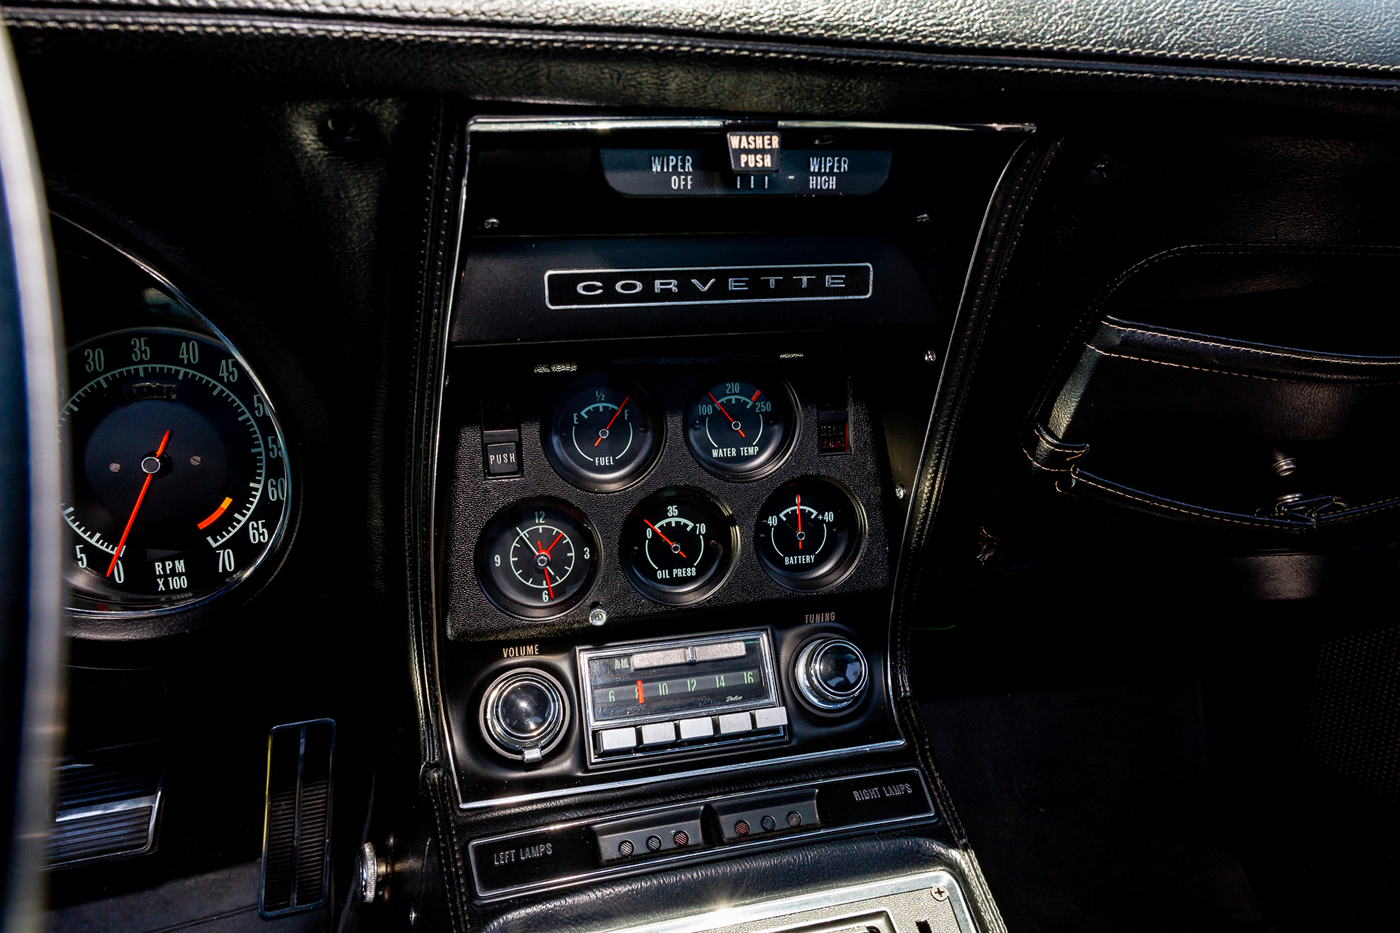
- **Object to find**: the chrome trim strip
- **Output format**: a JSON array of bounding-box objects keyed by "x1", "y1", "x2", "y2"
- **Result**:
[
  {"x1": 54, "y1": 793, "x2": 159, "y2": 822},
  {"x1": 458, "y1": 738, "x2": 905, "y2": 810},
  {"x1": 610, "y1": 869, "x2": 974, "y2": 933},
  {"x1": 466, "y1": 116, "x2": 1033, "y2": 135},
  {"x1": 468, "y1": 768, "x2": 935, "y2": 900}
]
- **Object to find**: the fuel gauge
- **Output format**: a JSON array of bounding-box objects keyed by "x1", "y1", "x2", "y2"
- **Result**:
[{"x1": 544, "y1": 372, "x2": 662, "y2": 492}]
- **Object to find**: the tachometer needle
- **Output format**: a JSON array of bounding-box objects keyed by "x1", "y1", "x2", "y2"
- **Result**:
[
  {"x1": 595, "y1": 395, "x2": 630, "y2": 446},
  {"x1": 644, "y1": 519, "x2": 687, "y2": 559},
  {"x1": 708, "y1": 392, "x2": 746, "y2": 438},
  {"x1": 107, "y1": 428, "x2": 170, "y2": 578}
]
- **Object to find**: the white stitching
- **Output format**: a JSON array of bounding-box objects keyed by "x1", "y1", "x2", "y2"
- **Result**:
[
  {"x1": 1101, "y1": 318, "x2": 1400, "y2": 366},
  {"x1": 5, "y1": 14, "x2": 1400, "y2": 92},
  {"x1": 1083, "y1": 343, "x2": 1400, "y2": 384},
  {"x1": 10, "y1": 1, "x2": 1400, "y2": 74}
]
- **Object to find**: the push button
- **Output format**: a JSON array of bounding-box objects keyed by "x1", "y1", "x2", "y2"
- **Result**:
[
  {"x1": 677, "y1": 717, "x2": 715, "y2": 740},
  {"x1": 717, "y1": 712, "x2": 753, "y2": 735},
  {"x1": 598, "y1": 727, "x2": 638, "y2": 752},
  {"x1": 640, "y1": 722, "x2": 677, "y2": 745},
  {"x1": 485, "y1": 442, "x2": 519, "y2": 476}
]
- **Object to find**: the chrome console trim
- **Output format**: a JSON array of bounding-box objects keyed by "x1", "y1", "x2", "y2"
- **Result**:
[{"x1": 609, "y1": 869, "x2": 976, "y2": 933}]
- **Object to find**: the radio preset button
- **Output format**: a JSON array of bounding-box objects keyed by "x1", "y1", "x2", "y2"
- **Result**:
[
  {"x1": 717, "y1": 712, "x2": 753, "y2": 735},
  {"x1": 677, "y1": 717, "x2": 715, "y2": 740},
  {"x1": 599, "y1": 727, "x2": 638, "y2": 751},
  {"x1": 753, "y1": 706, "x2": 789, "y2": 729},
  {"x1": 640, "y1": 722, "x2": 677, "y2": 745}
]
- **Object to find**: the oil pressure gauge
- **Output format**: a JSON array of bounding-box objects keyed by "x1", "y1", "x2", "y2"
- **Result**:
[
  {"x1": 619, "y1": 487, "x2": 738, "y2": 606},
  {"x1": 685, "y1": 378, "x2": 797, "y2": 481},
  {"x1": 544, "y1": 372, "x2": 662, "y2": 492},
  {"x1": 755, "y1": 477, "x2": 864, "y2": 592}
]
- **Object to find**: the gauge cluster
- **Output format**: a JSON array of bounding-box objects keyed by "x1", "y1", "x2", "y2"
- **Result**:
[{"x1": 441, "y1": 355, "x2": 889, "y2": 640}]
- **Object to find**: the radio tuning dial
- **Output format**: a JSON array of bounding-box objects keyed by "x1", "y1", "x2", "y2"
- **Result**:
[
  {"x1": 793, "y1": 637, "x2": 869, "y2": 714},
  {"x1": 480, "y1": 668, "x2": 570, "y2": 763}
]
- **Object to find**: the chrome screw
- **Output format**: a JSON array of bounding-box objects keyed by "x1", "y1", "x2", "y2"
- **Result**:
[
  {"x1": 108, "y1": 462, "x2": 121, "y2": 473},
  {"x1": 924, "y1": 349, "x2": 938, "y2": 364},
  {"x1": 190, "y1": 455, "x2": 202, "y2": 466},
  {"x1": 482, "y1": 217, "x2": 500, "y2": 230},
  {"x1": 588, "y1": 608, "x2": 608, "y2": 627},
  {"x1": 895, "y1": 485, "x2": 907, "y2": 500},
  {"x1": 916, "y1": 213, "x2": 931, "y2": 223},
  {"x1": 932, "y1": 885, "x2": 949, "y2": 901}
]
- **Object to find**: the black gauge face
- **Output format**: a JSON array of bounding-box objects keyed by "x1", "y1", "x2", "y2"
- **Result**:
[
  {"x1": 477, "y1": 498, "x2": 601, "y2": 619},
  {"x1": 755, "y1": 477, "x2": 864, "y2": 592},
  {"x1": 61, "y1": 328, "x2": 291, "y2": 612},
  {"x1": 619, "y1": 488, "x2": 739, "y2": 606},
  {"x1": 685, "y1": 378, "x2": 797, "y2": 481},
  {"x1": 544, "y1": 372, "x2": 662, "y2": 492}
]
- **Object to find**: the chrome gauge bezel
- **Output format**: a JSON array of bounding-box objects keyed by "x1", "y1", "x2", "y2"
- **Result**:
[{"x1": 56, "y1": 223, "x2": 296, "y2": 624}]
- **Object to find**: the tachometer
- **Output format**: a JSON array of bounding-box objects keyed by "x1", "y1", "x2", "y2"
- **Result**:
[{"x1": 61, "y1": 327, "x2": 291, "y2": 612}]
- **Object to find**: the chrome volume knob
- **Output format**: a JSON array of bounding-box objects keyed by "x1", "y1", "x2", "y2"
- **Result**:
[
  {"x1": 479, "y1": 668, "x2": 570, "y2": 763},
  {"x1": 793, "y1": 637, "x2": 869, "y2": 713}
]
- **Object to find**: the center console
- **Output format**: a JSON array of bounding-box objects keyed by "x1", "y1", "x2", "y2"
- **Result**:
[{"x1": 431, "y1": 116, "x2": 1029, "y2": 918}]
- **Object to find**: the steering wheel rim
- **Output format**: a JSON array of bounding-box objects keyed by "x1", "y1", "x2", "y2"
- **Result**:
[{"x1": 0, "y1": 20, "x2": 66, "y2": 933}]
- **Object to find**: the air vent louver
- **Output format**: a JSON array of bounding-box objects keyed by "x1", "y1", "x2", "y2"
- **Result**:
[{"x1": 260, "y1": 719, "x2": 335, "y2": 917}]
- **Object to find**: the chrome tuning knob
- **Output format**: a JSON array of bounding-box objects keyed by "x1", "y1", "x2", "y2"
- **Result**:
[{"x1": 793, "y1": 637, "x2": 869, "y2": 713}]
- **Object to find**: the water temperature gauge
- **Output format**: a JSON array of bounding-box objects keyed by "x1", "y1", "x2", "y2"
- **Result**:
[
  {"x1": 619, "y1": 487, "x2": 738, "y2": 606},
  {"x1": 755, "y1": 477, "x2": 864, "y2": 592},
  {"x1": 544, "y1": 372, "x2": 663, "y2": 492},
  {"x1": 685, "y1": 378, "x2": 798, "y2": 481}
]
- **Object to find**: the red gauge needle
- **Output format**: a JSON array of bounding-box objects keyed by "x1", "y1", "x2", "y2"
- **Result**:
[
  {"x1": 708, "y1": 392, "x2": 746, "y2": 438},
  {"x1": 796, "y1": 494, "x2": 803, "y2": 550},
  {"x1": 107, "y1": 428, "x2": 170, "y2": 578},
  {"x1": 595, "y1": 395, "x2": 630, "y2": 447},
  {"x1": 541, "y1": 531, "x2": 564, "y2": 556},
  {"x1": 535, "y1": 541, "x2": 556, "y2": 601},
  {"x1": 644, "y1": 519, "x2": 687, "y2": 559}
]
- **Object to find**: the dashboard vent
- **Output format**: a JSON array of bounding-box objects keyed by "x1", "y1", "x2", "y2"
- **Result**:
[
  {"x1": 46, "y1": 743, "x2": 163, "y2": 869},
  {"x1": 260, "y1": 719, "x2": 335, "y2": 917}
]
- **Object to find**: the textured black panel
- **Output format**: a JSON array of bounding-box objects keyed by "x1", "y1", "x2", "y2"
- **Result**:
[{"x1": 1306, "y1": 625, "x2": 1400, "y2": 803}]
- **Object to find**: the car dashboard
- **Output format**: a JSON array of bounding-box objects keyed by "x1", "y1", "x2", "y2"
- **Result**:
[{"x1": 3, "y1": 2, "x2": 1400, "y2": 933}]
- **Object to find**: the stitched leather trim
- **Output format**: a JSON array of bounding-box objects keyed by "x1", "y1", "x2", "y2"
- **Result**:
[
  {"x1": 1082, "y1": 343, "x2": 1400, "y2": 385},
  {"x1": 1100, "y1": 317, "x2": 1400, "y2": 365},
  {"x1": 13, "y1": 0, "x2": 1400, "y2": 75},
  {"x1": 9, "y1": 12, "x2": 1400, "y2": 94}
]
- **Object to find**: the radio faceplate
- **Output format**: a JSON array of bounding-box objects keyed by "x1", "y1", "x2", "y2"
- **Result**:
[{"x1": 578, "y1": 632, "x2": 786, "y2": 765}]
